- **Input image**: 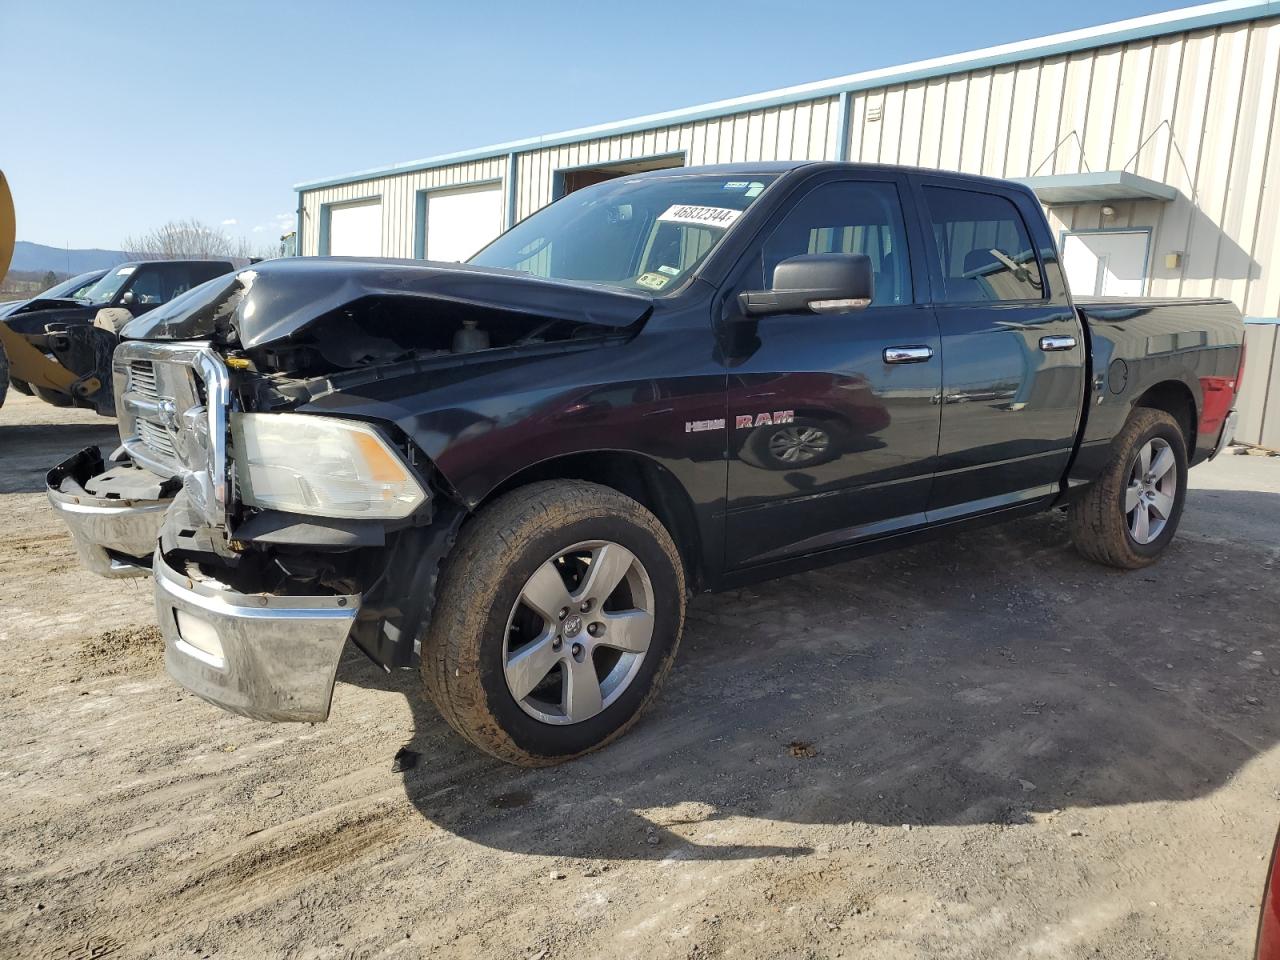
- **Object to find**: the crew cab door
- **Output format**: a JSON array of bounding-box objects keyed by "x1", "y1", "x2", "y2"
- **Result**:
[
  {"x1": 722, "y1": 174, "x2": 942, "y2": 568},
  {"x1": 913, "y1": 178, "x2": 1085, "y2": 519}
]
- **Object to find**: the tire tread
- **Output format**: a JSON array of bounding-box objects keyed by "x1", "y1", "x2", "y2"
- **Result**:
[
  {"x1": 422, "y1": 480, "x2": 685, "y2": 766},
  {"x1": 1069, "y1": 408, "x2": 1185, "y2": 570}
]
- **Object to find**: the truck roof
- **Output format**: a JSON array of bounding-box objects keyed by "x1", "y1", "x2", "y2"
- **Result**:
[
  {"x1": 632, "y1": 161, "x2": 1034, "y2": 196},
  {"x1": 113, "y1": 259, "x2": 236, "y2": 269}
]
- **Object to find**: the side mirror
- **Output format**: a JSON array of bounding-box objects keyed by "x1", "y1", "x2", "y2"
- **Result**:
[
  {"x1": 738, "y1": 253, "x2": 874, "y2": 317},
  {"x1": 119, "y1": 290, "x2": 135, "y2": 306}
]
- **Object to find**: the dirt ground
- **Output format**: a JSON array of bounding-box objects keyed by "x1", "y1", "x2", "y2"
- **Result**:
[{"x1": 2, "y1": 389, "x2": 1279, "y2": 960}]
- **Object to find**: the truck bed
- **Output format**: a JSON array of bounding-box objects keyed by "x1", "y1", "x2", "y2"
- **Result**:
[{"x1": 1070, "y1": 293, "x2": 1244, "y2": 478}]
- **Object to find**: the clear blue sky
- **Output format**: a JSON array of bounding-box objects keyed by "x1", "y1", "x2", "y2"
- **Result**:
[{"x1": 2, "y1": 0, "x2": 1191, "y2": 251}]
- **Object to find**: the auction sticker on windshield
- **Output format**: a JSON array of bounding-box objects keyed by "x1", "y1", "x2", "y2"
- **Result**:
[{"x1": 657, "y1": 205, "x2": 742, "y2": 229}]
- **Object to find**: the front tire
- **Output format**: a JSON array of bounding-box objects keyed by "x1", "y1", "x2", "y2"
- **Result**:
[
  {"x1": 1070, "y1": 408, "x2": 1188, "y2": 569},
  {"x1": 422, "y1": 480, "x2": 686, "y2": 766}
]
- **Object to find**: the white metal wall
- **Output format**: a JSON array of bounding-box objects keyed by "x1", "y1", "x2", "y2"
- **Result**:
[
  {"x1": 300, "y1": 156, "x2": 505, "y2": 259},
  {"x1": 1237, "y1": 322, "x2": 1280, "y2": 447},
  {"x1": 840, "y1": 16, "x2": 1280, "y2": 316},
  {"x1": 513, "y1": 97, "x2": 843, "y2": 220},
  {"x1": 298, "y1": 15, "x2": 1280, "y2": 323},
  {"x1": 298, "y1": 98, "x2": 842, "y2": 257}
]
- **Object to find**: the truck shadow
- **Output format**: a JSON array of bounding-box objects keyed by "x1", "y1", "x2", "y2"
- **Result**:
[{"x1": 345, "y1": 486, "x2": 1280, "y2": 863}]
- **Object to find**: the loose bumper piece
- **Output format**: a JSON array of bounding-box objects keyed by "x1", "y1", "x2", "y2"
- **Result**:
[{"x1": 46, "y1": 447, "x2": 170, "y2": 577}]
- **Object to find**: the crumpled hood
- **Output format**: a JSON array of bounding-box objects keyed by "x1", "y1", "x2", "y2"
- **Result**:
[{"x1": 121, "y1": 257, "x2": 654, "y2": 349}]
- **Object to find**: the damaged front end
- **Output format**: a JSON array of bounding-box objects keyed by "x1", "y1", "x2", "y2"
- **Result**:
[{"x1": 47, "y1": 257, "x2": 648, "y2": 723}]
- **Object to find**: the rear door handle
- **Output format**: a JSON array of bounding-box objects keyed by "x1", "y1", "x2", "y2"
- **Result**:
[
  {"x1": 1039, "y1": 335, "x2": 1077, "y2": 351},
  {"x1": 883, "y1": 345, "x2": 934, "y2": 364}
]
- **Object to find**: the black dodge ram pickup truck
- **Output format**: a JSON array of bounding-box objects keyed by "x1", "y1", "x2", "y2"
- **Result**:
[{"x1": 47, "y1": 162, "x2": 1244, "y2": 765}]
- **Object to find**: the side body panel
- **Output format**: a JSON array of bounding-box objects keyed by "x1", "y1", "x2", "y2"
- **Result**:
[
  {"x1": 299, "y1": 295, "x2": 733, "y2": 583},
  {"x1": 1068, "y1": 297, "x2": 1245, "y2": 484}
]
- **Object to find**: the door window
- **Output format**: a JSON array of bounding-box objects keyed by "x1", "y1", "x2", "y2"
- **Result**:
[
  {"x1": 762, "y1": 181, "x2": 912, "y2": 306},
  {"x1": 923, "y1": 187, "x2": 1044, "y2": 303}
]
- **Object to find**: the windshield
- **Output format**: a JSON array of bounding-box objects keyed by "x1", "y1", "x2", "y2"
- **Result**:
[
  {"x1": 38, "y1": 271, "x2": 105, "y2": 301},
  {"x1": 470, "y1": 174, "x2": 776, "y2": 293},
  {"x1": 80, "y1": 265, "x2": 138, "y2": 306}
]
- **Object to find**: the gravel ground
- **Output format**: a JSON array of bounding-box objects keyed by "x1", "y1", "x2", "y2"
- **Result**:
[{"x1": 2, "y1": 389, "x2": 1279, "y2": 960}]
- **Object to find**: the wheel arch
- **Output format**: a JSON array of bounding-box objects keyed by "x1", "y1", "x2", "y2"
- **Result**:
[
  {"x1": 1131, "y1": 379, "x2": 1197, "y2": 454},
  {"x1": 477, "y1": 450, "x2": 705, "y2": 592}
]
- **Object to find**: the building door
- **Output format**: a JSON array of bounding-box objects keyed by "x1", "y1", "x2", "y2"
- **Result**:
[
  {"x1": 424, "y1": 183, "x2": 504, "y2": 262},
  {"x1": 553, "y1": 156, "x2": 684, "y2": 199},
  {"x1": 327, "y1": 199, "x2": 382, "y2": 256},
  {"x1": 1061, "y1": 230, "x2": 1149, "y2": 297}
]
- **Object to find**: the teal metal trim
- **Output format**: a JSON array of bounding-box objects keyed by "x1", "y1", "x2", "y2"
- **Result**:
[
  {"x1": 1246, "y1": 316, "x2": 1280, "y2": 324},
  {"x1": 1018, "y1": 171, "x2": 1180, "y2": 203},
  {"x1": 411, "y1": 179, "x2": 503, "y2": 260},
  {"x1": 835, "y1": 91, "x2": 851, "y2": 162},
  {"x1": 413, "y1": 191, "x2": 428, "y2": 259},
  {"x1": 505, "y1": 152, "x2": 518, "y2": 230},
  {"x1": 294, "y1": 1, "x2": 1280, "y2": 194}
]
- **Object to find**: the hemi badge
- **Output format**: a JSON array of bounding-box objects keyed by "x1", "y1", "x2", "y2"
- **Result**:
[{"x1": 685, "y1": 418, "x2": 725, "y2": 433}]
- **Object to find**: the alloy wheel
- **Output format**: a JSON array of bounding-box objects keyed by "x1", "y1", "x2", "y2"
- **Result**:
[
  {"x1": 503, "y1": 540, "x2": 655, "y2": 725},
  {"x1": 1125, "y1": 437, "x2": 1177, "y2": 545}
]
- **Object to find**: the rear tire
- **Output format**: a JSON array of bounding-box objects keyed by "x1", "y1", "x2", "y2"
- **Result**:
[
  {"x1": 0, "y1": 342, "x2": 8, "y2": 409},
  {"x1": 422, "y1": 480, "x2": 686, "y2": 766},
  {"x1": 1070, "y1": 408, "x2": 1188, "y2": 569}
]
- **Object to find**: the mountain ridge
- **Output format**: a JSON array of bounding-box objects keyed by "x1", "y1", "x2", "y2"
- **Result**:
[{"x1": 10, "y1": 241, "x2": 129, "y2": 275}]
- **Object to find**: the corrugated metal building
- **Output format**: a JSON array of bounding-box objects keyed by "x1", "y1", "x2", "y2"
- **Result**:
[{"x1": 296, "y1": 0, "x2": 1280, "y2": 446}]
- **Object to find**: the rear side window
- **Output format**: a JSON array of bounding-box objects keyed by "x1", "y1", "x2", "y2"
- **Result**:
[
  {"x1": 127, "y1": 264, "x2": 188, "y2": 305},
  {"x1": 922, "y1": 187, "x2": 1044, "y2": 303},
  {"x1": 763, "y1": 180, "x2": 912, "y2": 306}
]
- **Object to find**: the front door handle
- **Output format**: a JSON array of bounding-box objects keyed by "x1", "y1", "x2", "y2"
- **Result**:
[
  {"x1": 883, "y1": 345, "x2": 934, "y2": 364},
  {"x1": 1039, "y1": 335, "x2": 1077, "y2": 351}
]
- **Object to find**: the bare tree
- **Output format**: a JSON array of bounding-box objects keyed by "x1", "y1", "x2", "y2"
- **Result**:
[{"x1": 121, "y1": 218, "x2": 275, "y2": 263}]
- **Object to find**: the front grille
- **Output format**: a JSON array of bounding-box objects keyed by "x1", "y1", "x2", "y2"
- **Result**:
[
  {"x1": 113, "y1": 340, "x2": 228, "y2": 525},
  {"x1": 127, "y1": 359, "x2": 177, "y2": 463},
  {"x1": 137, "y1": 418, "x2": 178, "y2": 460},
  {"x1": 129, "y1": 360, "x2": 158, "y2": 400}
]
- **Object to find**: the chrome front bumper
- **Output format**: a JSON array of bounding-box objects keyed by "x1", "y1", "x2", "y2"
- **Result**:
[
  {"x1": 155, "y1": 552, "x2": 360, "y2": 722},
  {"x1": 46, "y1": 447, "x2": 170, "y2": 577},
  {"x1": 49, "y1": 447, "x2": 361, "y2": 723}
]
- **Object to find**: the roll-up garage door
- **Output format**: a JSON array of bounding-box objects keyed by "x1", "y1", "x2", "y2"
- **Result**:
[
  {"x1": 327, "y1": 199, "x2": 382, "y2": 256},
  {"x1": 425, "y1": 183, "x2": 504, "y2": 262}
]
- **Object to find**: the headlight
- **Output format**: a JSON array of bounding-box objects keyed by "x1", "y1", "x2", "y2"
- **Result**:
[{"x1": 231, "y1": 413, "x2": 427, "y2": 519}]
